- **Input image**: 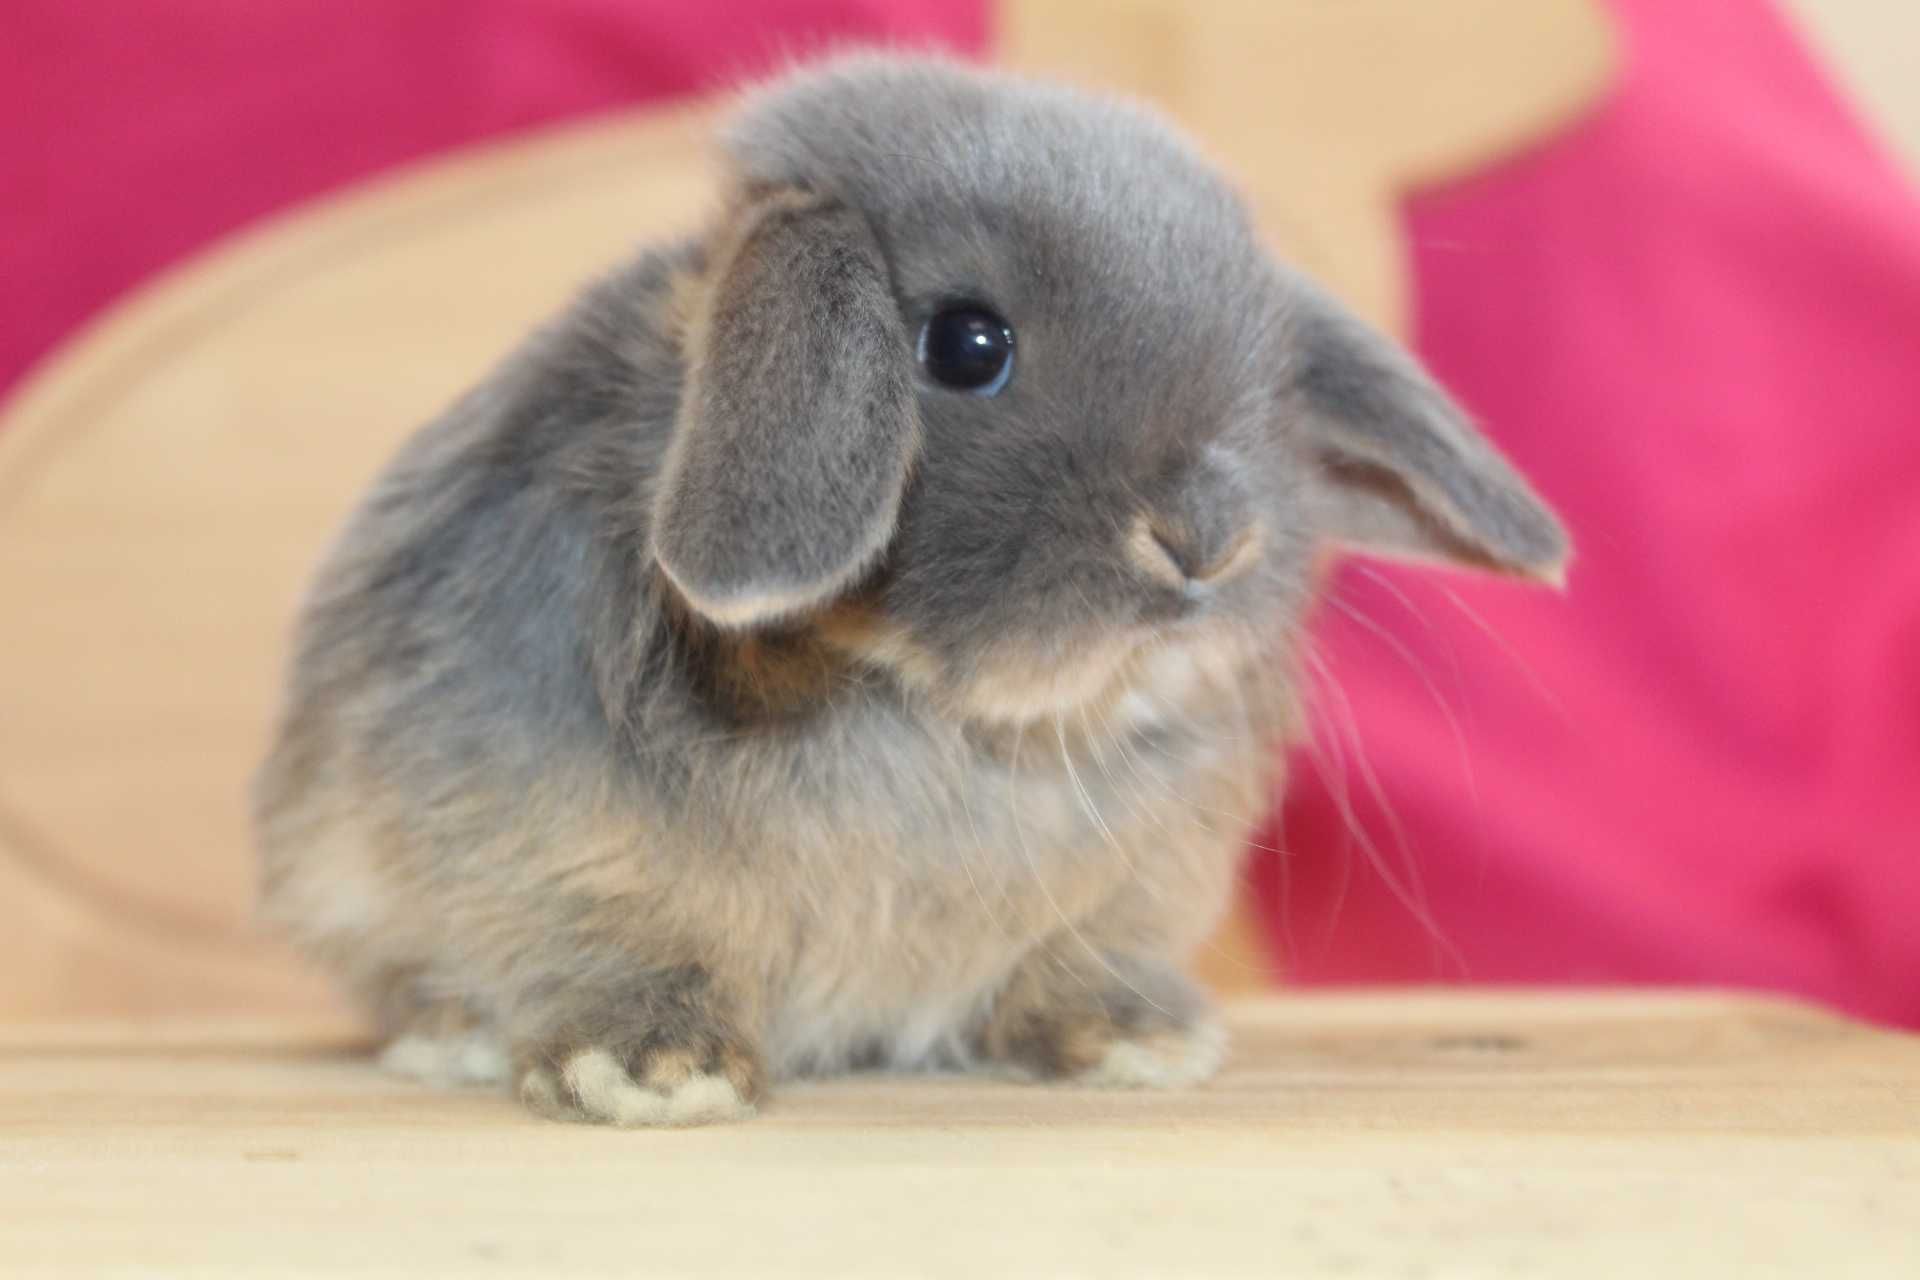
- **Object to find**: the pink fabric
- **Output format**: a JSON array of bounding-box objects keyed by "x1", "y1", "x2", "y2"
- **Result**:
[
  {"x1": 0, "y1": 0, "x2": 988, "y2": 399},
  {"x1": 4, "y1": 2, "x2": 1915, "y2": 1023},
  {"x1": 1254, "y1": 0, "x2": 1920, "y2": 1026}
]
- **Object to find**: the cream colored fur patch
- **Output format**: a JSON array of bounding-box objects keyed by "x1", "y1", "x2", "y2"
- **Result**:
[
  {"x1": 378, "y1": 1032, "x2": 510, "y2": 1088},
  {"x1": 548, "y1": 1048, "x2": 755, "y2": 1127},
  {"x1": 1074, "y1": 1019, "x2": 1228, "y2": 1089}
]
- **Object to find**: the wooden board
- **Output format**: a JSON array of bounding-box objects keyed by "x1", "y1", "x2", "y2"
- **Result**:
[
  {"x1": 2, "y1": 992, "x2": 1916, "y2": 1277},
  {"x1": 0, "y1": 1, "x2": 1617, "y2": 1019}
]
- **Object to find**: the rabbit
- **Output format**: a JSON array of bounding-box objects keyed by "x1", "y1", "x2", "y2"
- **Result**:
[{"x1": 252, "y1": 52, "x2": 1567, "y2": 1126}]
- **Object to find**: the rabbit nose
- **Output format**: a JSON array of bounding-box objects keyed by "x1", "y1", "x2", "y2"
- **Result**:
[{"x1": 1127, "y1": 512, "x2": 1262, "y2": 588}]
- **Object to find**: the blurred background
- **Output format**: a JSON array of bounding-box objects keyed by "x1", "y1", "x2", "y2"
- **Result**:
[{"x1": 2, "y1": 0, "x2": 1916, "y2": 1028}]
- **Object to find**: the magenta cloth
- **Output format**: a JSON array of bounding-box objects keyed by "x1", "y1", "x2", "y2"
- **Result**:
[
  {"x1": 4, "y1": 2, "x2": 1915, "y2": 1023},
  {"x1": 1254, "y1": 0, "x2": 1920, "y2": 1026},
  {"x1": 0, "y1": 0, "x2": 988, "y2": 399}
]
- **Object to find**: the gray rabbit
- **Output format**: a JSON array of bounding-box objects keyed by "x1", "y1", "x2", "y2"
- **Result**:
[{"x1": 253, "y1": 54, "x2": 1566, "y2": 1125}]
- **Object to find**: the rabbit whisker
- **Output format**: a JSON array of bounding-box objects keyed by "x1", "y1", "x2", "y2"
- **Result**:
[
  {"x1": 1008, "y1": 726, "x2": 1170, "y2": 1016},
  {"x1": 1053, "y1": 715, "x2": 1159, "y2": 903},
  {"x1": 1299, "y1": 635, "x2": 1466, "y2": 978},
  {"x1": 952, "y1": 765, "x2": 1016, "y2": 943}
]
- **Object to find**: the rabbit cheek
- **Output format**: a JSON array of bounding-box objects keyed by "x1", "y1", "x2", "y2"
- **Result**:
[
  {"x1": 813, "y1": 599, "x2": 947, "y2": 697},
  {"x1": 958, "y1": 637, "x2": 1143, "y2": 726}
]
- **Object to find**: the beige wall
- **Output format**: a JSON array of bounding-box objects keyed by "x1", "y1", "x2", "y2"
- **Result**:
[{"x1": 1781, "y1": 0, "x2": 1920, "y2": 175}]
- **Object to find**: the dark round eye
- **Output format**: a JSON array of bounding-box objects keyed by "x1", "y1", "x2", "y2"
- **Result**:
[{"x1": 918, "y1": 304, "x2": 1015, "y2": 396}]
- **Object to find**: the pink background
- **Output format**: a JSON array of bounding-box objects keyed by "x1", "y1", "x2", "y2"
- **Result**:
[
  {"x1": 1260, "y1": 0, "x2": 1920, "y2": 1028},
  {"x1": 5, "y1": 1, "x2": 1916, "y2": 1024}
]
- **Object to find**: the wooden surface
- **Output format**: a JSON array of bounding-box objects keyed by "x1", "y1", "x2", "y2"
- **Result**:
[
  {"x1": 3, "y1": 991, "x2": 1917, "y2": 1278},
  {"x1": 0, "y1": 0, "x2": 1617, "y2": 1019}
]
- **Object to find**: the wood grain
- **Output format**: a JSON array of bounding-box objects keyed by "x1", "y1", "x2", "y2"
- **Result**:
[
  {"x1": 0, "y1": 1, "x2": 1617, "y2": 1017},
  {"x1": 2, "y1": 992, "x2": 1915, "y2": 1277}
]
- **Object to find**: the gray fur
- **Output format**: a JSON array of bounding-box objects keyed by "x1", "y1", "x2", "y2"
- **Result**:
[
  {"x1": 1286, "y1": 273, "x2": 1569, "y2": 579},
  {"x1": 654, "y1": 193, "x2": 919, "y2": 626},
  {"x1": 253, "y1": 53, "x2": 1568, "y2": 1124}
]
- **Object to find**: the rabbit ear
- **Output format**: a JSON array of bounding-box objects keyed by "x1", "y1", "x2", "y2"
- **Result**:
[
  {"x1": 652, "y1": 190, "x2": 918, "y2": 628},
  {"x1": 1288, "y1": 277, "x2": 1569, "y2": 584}
]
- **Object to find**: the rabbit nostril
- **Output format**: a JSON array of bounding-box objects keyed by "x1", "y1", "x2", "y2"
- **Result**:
[
  {"x1": 1127, "y1": 515, "x2": 1192, "y2": 587},
  {"x1": 1127, "y1": 514, "x2": 1262, "y2": 588},
  {"x1": 1121, "y1": 514, "x2": 1182, "y2": 587},
  {"x1": 1193, "y1": 523, "x2": 1262, "y2": 584},
  {"x1": 1151, "y1": 526, "x2": 1195, "y2": 577}
]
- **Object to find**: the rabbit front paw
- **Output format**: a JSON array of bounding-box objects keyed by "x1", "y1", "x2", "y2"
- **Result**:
[
  {"x1": 518, "y1": 1044, "x2": 758, "y2": 1126},
  {"x1": 978, "y1": 950, "x2": 1226, "y2": 1089},
  {"x1": 1067, "y1": 1018, "x2": 1227, "y2": 1088},
  {"x1": 512, "y1": 970, "x2": 764, "y2": 1126}
]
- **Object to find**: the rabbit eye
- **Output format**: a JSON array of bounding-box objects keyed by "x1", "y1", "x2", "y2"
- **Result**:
[{"x1": 918, "y1": 304, "x2": 1014, "y2": 396}]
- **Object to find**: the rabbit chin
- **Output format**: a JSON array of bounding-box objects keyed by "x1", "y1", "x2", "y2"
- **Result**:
[
  {"x1": 955, "y1": 627, "x2": 1231, "y2": 729},
  {"x1": 957, "y1": 645, "x2": 1143, "y2": 726},
  {"x1": 816, "y1": 600, "x2": 1264, "y2": 729},
  {"x1": 959, "y1": 618, "x2": 1277, "y2": 736}
]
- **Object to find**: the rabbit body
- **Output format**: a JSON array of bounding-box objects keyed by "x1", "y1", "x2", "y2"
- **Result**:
[{"x1": 256, "y1": 55, "x2": 1564, "y2": 1124}]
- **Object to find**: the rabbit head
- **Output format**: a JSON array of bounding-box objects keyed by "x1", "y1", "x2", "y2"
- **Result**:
[{"x1": 652, "y1": 55, "x2": 1567, "y2": 726}]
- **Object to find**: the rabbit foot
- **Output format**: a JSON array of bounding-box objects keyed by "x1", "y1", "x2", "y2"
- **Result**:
[
  {"x1": 518, "y1": 1046, "x2": 757, "y2": 1126},
  {"x1": 979, "y1": 951, "x2": 1225, "y2": 1088},
  {"x1": 371, "y1": 991, "x2": 507, "y2": 1088},
  {"x1": 380, "y1": 1029, "x2": 510, "y2": 1088},
  {"x1": 1069, "y1": 1018, "x2": 1227, "y2": 1089},
  {"x1": 511, "y1": 971, "x2": 764, "y2": 1127}
]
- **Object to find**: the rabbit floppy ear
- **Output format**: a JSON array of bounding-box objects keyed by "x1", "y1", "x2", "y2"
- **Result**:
[
  {"x1": 1288, "y1": 276, "x2": 1570, "y2": 585},
  {"x1": 652, "y1": 191, "x2": 918, "y2": 628}
]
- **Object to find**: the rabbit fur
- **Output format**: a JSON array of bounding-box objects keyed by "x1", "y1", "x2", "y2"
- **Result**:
[{"x1": 253, "y1": 53, "x2": 1566, "y2": 1125}]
